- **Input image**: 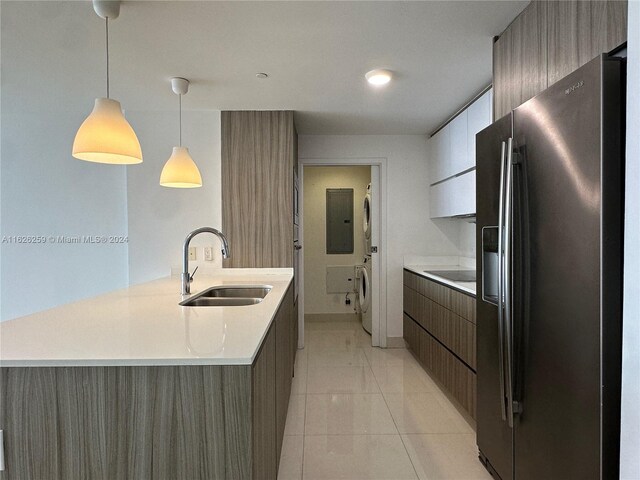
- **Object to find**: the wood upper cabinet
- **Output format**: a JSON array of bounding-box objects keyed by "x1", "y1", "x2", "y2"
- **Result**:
[
  {"x1": 222, "y1": 111, "x2": 297, "y2": 268},
  {"x1": 494, "y1": 0, "x2": 627, "y2": 119},
  {"x1": 493, "y1": 0, "x2": 548, "y2": 119},
  {"x1": 547, "y1": 0, "x2": 628, "y2": 85}
]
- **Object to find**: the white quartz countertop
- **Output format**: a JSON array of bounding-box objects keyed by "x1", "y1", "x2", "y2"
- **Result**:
[
  {"x1": 404, "y1": 263, "x2": 476, "y2": 297},
  {"x1": 0, "y1": 269, "x2": 293, "y2": 367}
]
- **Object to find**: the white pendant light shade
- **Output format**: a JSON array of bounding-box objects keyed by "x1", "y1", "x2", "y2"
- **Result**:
[
  {"x1": 160, "y1": 146, "x2": 202, "y2": 188},
  {"x1": 160, "y1": 77, "x2": 202, "y2": 188},
  {"x1": 73, "y1": 98, "x2": 143, "y2": 164}
]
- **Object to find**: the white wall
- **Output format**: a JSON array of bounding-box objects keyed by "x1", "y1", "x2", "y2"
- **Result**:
[
  {"x1": 620, "y1": 1, "x2": 640, "y2": 477},
  {"x1": 0, "y1": 106, "x2": 223, "y2": 319},
  {"x1": 0, "y1": 1, "x2": 130, "y2": 320},
  {"x1": 303, "y1": 165, "x2": 370, "y2": 314},
  {"x1": 299, "y1": 135, "x2": 460, "y2": 338},
  {"x1": 126, "y1": 110, "x2": 222, "y2": 285},
  {"x1": 456, "y1": 220, "x2": 476, "y2": 258},
  {"x1": 0, "y1": 110, "x2": 130, "y2": 321}
]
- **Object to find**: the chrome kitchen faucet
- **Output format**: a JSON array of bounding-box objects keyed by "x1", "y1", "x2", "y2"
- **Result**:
[{"x1": 182, "y1": 227, "x2": 230, "y2": 295}]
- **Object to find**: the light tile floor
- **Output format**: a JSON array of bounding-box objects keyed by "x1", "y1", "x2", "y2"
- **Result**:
[{"x1": 279, "y1": 317, "x2": 492, "y2": 480}]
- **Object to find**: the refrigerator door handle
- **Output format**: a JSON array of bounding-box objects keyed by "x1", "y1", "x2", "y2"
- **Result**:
[
  {"x1": 497, "y1": 140, "x2": 507, "y2": 422},
  {"x1": 504, "y1": 137, "x2": 515, "y2": 428}
]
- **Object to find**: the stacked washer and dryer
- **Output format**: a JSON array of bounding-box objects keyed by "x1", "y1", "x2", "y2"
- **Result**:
[{"x1": 358, "y1": 183, "x2": 373, "y2": 335}]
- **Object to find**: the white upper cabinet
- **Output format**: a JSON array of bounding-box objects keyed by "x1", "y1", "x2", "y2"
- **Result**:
[
  {"x1": 429, "y1": 170, "x2": 476, "y2": 218},
  {"x1": 448, "y1": 110, "x2": 468, "y2": 177},
  {"x1": 428, "y1": 88, "x2": 492, "y2": 218},
  {"x1": 466, "y1": 89, "x2": 493, "y2": 170},
  {"x1": 430, "y1": 124, "x2": 450, "y2": 184}
]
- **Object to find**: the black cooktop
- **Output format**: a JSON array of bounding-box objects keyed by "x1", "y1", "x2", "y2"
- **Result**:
[{"x1": 424, "y1": 270, "x2": 476, "y2": 283}]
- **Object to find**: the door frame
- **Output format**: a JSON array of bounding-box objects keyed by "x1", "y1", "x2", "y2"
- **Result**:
[{"x1": 297, "y1": 157, "x2": 387, "y2": 348}]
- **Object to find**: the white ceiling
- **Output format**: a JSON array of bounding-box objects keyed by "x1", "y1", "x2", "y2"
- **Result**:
[{"x1": 1, "y1": 1, "x2": 527, "y2": 134}]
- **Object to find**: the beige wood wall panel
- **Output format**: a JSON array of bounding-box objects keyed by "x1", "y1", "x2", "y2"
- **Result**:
[
  {"x1": 252, "y1": 324, "x2": 277, "y2": 480},
  {"x1": 222, "y1": 111, "x2": 295, "y2": 269},
  {"x1": 267, "y1": 112, "x2": 294, "y2": 268},
  {"x1": 222, "y1": 111, "x2": 259, "y2": 268},
  {"x1": 0, "y1": 365, "x2": 252, "y2": 480}
]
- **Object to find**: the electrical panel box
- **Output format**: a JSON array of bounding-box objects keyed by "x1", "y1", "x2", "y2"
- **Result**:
[{"x1": 326, "y1": 265, "x2": 355, "y2": 293}]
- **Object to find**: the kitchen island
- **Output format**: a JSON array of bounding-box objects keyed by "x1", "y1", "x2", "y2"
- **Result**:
[{"x1": 0, "y1": 268, "x2": 295, "y2": 480}]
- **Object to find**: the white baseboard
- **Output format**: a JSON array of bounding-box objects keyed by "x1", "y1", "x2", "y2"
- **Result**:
[{"x1": 385, "y1": 336, "x2": 406, "y2": 348}]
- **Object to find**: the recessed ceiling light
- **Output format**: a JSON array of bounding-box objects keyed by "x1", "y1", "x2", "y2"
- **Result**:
[
  {"x1": 365, "y1": 69, "x2": 392, "y2": 86},
  {"x1": 256, "y1": 73, "x2": 269, "y2": 79}
]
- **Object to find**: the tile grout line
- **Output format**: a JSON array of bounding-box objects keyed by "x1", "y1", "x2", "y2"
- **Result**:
[
  {"x1": 373, "y1": 349, "x2": 422, "y2": 480},
  {"x1": 301, "y1": 333, "x2": 310, "y2": 480},
  {"x1": 398, "y1": 432, "x2": 421, "y2": 480}
]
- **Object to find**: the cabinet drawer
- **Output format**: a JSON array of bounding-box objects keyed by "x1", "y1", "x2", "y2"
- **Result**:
[
  {"x1": 403, "y1": 314, "x2": 420, "y2": 354},
  {"x1": 418, "y1": 328, "x2": 476, "y2": 419},
  {"x1": 404, "y1": 284, "x2": 475, "y2": 370},
  {"x1": 410, "y1": 272, "x2": 476, "y2": 323}
]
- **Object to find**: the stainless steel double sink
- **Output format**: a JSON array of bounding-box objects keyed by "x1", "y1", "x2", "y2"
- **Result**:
[{"x1": 180, "y1": 285, "x2": 272, "y2": 307}]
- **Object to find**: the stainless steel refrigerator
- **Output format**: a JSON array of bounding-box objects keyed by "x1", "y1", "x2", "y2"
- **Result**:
[{"x1": 475, "y1": 54, "x2": 624, "y2": 479}]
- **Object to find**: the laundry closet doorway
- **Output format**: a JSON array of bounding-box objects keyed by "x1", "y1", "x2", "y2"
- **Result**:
[{"x1": 297, "y1": 158, "x2": 386, "y2": 348}]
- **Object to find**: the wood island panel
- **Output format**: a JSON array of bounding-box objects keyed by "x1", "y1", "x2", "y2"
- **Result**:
[{"x1": 0, "y1": 285, "x2": 297, "y2": 480}]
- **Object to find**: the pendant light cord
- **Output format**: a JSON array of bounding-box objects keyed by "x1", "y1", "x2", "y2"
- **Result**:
[
  {"x1": 105, "y1": 17, "x2": 110, "y2": 98},
  {"x1": 179, "y1": 94, "x2": 182, "y2": 147}
]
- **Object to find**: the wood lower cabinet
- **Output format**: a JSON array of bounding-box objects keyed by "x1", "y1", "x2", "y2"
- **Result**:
[
  {"x1": 0, "y1": 285, "x2": 296, "y2": 480},
  {"x1": 418, "y1": 328, "x2": 477, "y2": 419},
  {"x1": 291, "y1": 299, "x2": 299, "y2": 375},
  {"x1": 275, "y1": 287, "x2": 293, "y2": 468},
  {"x1": 253, "y1": 323, "x2": 277, "y2": 480},
  {"x1": 403, "y1": 314, "x2": 419, "y2": 354},
  {"x1": 403, "y1": 269, "x2": 477, "y2": 419}
]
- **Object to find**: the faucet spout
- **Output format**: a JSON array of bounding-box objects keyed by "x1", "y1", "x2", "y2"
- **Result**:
[{"x1": 182, "y1": 227, "x2": 231, "y2": 295}]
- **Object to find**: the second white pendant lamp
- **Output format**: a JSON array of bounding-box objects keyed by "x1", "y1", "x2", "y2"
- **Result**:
[
  {"x1": 159, "y1": 78, "x2": 202, "y2": 188},
  {"x1": 72, "y1": 0, "x2": 143, "y2": 165}
]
